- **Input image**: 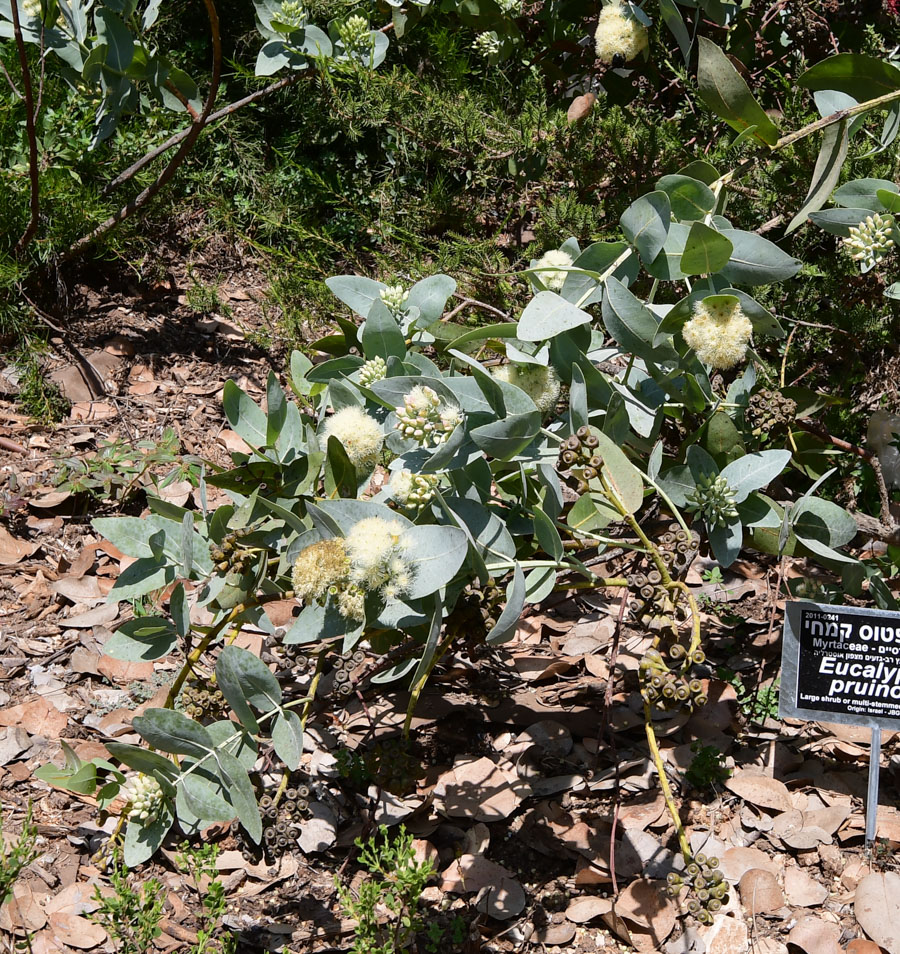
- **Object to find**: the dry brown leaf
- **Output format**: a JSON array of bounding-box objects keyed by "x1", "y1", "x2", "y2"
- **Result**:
[
  {"x1": 0, "y1": 698, "x2": 68, "y2": 737},
  {"x1": 0, "y1": 727, "x2": 30, "y2": 765},
  {"x1": 616, "y1": 793, "x2": 666, "y2": 831},
  {"x1": 846, "y1": 939, "x2": 886, "y2": 954},
  {"x1": 0, "y1": 884, "x2": 48, "y2": 932},
  {"x1": 566, "y1": 93, "x2": 596, "y2": 124},
  {"x1": 784, "y1": 866, "x2": 828, "y2": 907},
  {"x1": 45, "y1": 883, "x2": 102, "y2": 917},
  {"x1": 565, "y1": 897, "x2": 613, "y2": 923},
  {"x1": 97, "y1": 655, "x2": 156, "y2": 683},
  {"x1": 787, "y1": 915, "x2": 842, "y2": 954},
  {"x1": 440, "y1": 854, "x2": 525, "y2": 920},
  {"x1": 855, "y1": 872, "x2": 900, "y2": 953},
  {"x1": 615, "y1": 879, "x2": 676, "y2": 944},
  {"x1": 436, "y1": 757, "x2": 524, "y2": 821},
  {"x1": 533, "y1": 921, "x2": 576, "y2": 945},
  {"x1": 725, "y1": 770, "x2": 793, "y2": 813},
  {"x1": 0, "y1": 527, "x2": 38, "y2": 565},
  {"x1": 738, "y1": 868, "x2": 784, "y2": 915},
  {"x1": 48, "y1": 912, "x2": 108, "y2": 949},
  {"x1": 720, "y1": 846, "x2": 778, "y2": 883}
]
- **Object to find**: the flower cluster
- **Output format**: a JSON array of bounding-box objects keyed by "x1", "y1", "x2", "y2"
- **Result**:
[
  {"x1": 379, "y1": 284, "x2": 408, "y2": 315},
  {"x1": 685, "y1": 474, "x2": 739, "y2": 527},
  {"x1": 338, "y1": 14, "x2": 372, "y2": 54},
  {"x1": 395, "y1": 386, "x2": 463, "y2": 447},
  {"x1": 123, "y1": 773, "x2": 164, "y2": 823},
  {"x1": 346, "y1": 517, "x2": 414, "y2": 603},
  {"x1": 534, "y1": 249, "x2": 573, "y2": 292},
  {"x1": 682, "y1": 298, "x2": 753, "y2": 370},
  {"x1": 472, "y1": 31, "x2": 501, "y2": 58},
  {"x1": 497, "y1": 0, "x2": 523, "y2": 12},
  {"x1": 358, "y1": 356, "x2": 387, "y2": 387},
  {"x1": 594, "y1": 0, "x2": 649, "y2": 64},
  {"x1": 843, "y1": 212, "x2": 896, "y2": 271},
  {"x1": 492, "y1": 363, "x2": 560, "y2": 415},
  {"x1": 390, "y1": 468, "x2": 440, "y2": 510},
  {"x1": 274, "y1": 0, "x2": 306, "y2": 28},
  {"x1": 322, "y1": 406, "x2": 383, "y2": 470},
  {"x1": 291, "y1": 538, "x2": 350, "y2": 603}
]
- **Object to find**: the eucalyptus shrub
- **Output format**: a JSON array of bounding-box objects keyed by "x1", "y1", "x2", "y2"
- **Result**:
[{"x1": 31, "y1": 41, "x2": 900, "y2": 927}]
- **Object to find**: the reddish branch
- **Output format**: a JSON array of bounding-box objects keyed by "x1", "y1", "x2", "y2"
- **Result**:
[
  {"x1": 60, "y1": 0, "x2": 223, "y2": 262},
  {"x1": 10, "y1": 0, "x2": 40, "y2": 255}
]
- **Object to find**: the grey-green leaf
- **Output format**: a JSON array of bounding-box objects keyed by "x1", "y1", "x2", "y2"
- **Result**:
[{"x1": 621, "y1": 191, "x2": 671, "y2": 262}]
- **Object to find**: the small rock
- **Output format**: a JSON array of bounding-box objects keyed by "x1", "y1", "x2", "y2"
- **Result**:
[
  {"x1": 784, "y1": 866, "x2": 827, "y2": 907},
  {"x1": 701, "y1": 914, "x2": 749, "y2": 954}
]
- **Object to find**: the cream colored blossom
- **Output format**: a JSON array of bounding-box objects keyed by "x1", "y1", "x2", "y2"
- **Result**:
[
  {"x1": 395, "y1": 385, "x2": 462, "y2": 447},
  {"x1": 473, "y1": 31, "x2": 501, "y2": 58},
  {"x1": 336, "y1": 586, "x2": 365, "y2": 622},
  {"x1": 345, "y1": 516, "x2": 414, "y2": 601},
  {"x1": 682, "y1": 298, "x2": 753, "y2": 370},
  {"x1": 843, "y1": 212, "x2": 895, "y2": 271},
  {"x1": 379, "y1": 284, "x2": 408, "y2": 315},
  {"x1": 390, "y1": 468, "x2": 440, "y2": 509},
  {"x1": 535, "y1": 249, "x2": 573, "y2": 292},
  {"x1": 492, "y1": 363, "x2": 561, "y2": 415},
  {"x1": 323, "y1": 406, "x2": 383, "y2": 470},
  {"x1": 292, "y1": 538, "x2": 349, "y2": 603},
  {"x1": 594, "y1": 0, "x2": 649, "y2": 65}
]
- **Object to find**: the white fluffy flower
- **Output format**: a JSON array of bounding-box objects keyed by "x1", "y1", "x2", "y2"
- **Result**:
[
  {"x1": 843, "y1": 213, "x2": 896, "y2": 272},
  {"x1": 123, "y1": 773, "x2": 164, "y2": 823},
  {"x1": 292, "y1": 539, "x2": 349, "y2": 603},
  {"x1": 682, "y1": 298, "x2": 753, "y2": 371},
  {"x1": 594, "y1": 0, "x2": 649, "y2": 65},
  {"x1": 323, "y1": 406, "x2": 384, "y2": 469},
  {"x1": 492, "y1": 363, "x2": 561, "y2": 415},
  {"x1": 535, "y1": 249, "x2": 573, "y2": 291},
  {"x1": 345, "y1": 517, "x2": 414, "y2": 600}
]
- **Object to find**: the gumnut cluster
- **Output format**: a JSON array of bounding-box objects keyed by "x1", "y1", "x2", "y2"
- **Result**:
[
  {"x1": 667, "y1": 855, "x2": 729, "y2": 925},
  {"x1": 682, "y1": 298, "x2": 753, "y2": 370},
  {"x1": 594, "y1": 0, "x2": 649, "y2": 65},
  {"x1": 180, "y1": 678, "x2": 227, "y2": 723},
  {"x1": 395, "y1": 385, "x2": 463, "y2": 447},
  {"x1": 329, "y1": 649, "x2": 366, "y2": 701},
  {"x1": 390, "y1": 468, "x2": 440, "y2": 510},
  {"x1": 234, "y1": 781, "x2": 312, "y2": 862},
  {"x1": 274, "y1": 0, "x2": 306, "y2": 28},
  {"x1": 535, "y1": 249, "x2": 573, "y2": 291},
  {"x1": 322, "y1": 406, "x2": 384, "y2": 470},
  {"x1": 210, "y1": 527, "x2": 256, "y2": 576},
  {"x1": 358, "y1": 355, "x2": 387, "y2": 387},
  {"x1": 639, "y1": 645, "x2": 708, "y2": 710},
  {"x1": 492, "y1": 362, "x2": 561, "y2": 415},
  {"x1": 338, "y1": 14, "x2": 371, "y2": 53},
  {"x1": 379, "y1": 284, "x2": 408, "y2": 315},
  {"x1": 123, "y1": 773, "x2": 164, "y2": 823},
  {"x1": 747, "y1": 387, "x2": 797, "y2": 435},
  {"x1": 451, "y1": 581, "x2": 505, "y2": 658},
  {"x1": 685, "y1": 473, "x2": 739, "y2": 527},
  {"x1": 472, "y1": 31, "x2": 502, "y2": 58},
  {"x1": 627, "y1": 560, "x2": 692, "y2": 634},
  {"x1": 558, "y1": 425, "x2": 602, "y2": 494},
  {"x1": 843, "y1": 212, "x2": 895, "y2": 271}
]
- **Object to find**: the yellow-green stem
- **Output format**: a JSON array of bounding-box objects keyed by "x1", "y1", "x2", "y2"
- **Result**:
[{"x1": 643, "y1": 700, "x2": 691, "y2": 860}]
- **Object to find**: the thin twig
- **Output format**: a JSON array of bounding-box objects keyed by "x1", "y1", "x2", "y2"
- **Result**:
[
  {"x1": 60, "y1": 0, "x2": 223, "y2": 262},
  {"x1": 10, "y1": 0, "x2": 41, "y2": 255},
  {"x1": 443, "y1": 296, "x2": 510, "y2": 323}
]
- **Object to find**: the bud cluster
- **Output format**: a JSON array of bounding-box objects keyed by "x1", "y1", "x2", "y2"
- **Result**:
[
  {"x1": 628, "y1": 568, "x2": 684, "y2": 634},
  {"x1": 395, "y1": 386, "x2": 463, "y2": 447},
  {"x1": 123, "y1": 773, "x2": 164, "y2": 823},
  {"x1": 274, "y1": 0, "x2": 306, "y2": 28},
  {"x1": 747, "y1": 387, "x2": 797, "y2": 435},
  {"x1": 639, "y1": 644, "x2": 708, "y2": 710},
  {"x1": 843, "y1": 212, "x2": 896, "y2": 271},
  {"x1": 379, "y1": 284, "x2": 409, "y2": 315},
  {"x1": 450, "y1": 581, "x2": 505, "y2": 658},
  {"x1": 390, "y1": 468, "x2": 440, "y2": 510},
  {"x1": 358, "y1": 355, "x2": 387, "y2": 387},
  {"x1": 472, "y1": 31, "x2": 502, "y2": 58},
  {"x1": 667, "y1": 855, "x2": 729, "y2": 925},
  {"x1": 558, "y1": 426, "x2": 602, "y2": 494},
  {"x1": 337, "y1": 14, "x2": 372, "y2": 54},
  {"x1": 685, "y1": 474, "x2": 739, "y2": 528},
  {"x1": 180, "y1": 677, "x2": 227, "y2": 723},
  {"x1": 210, "y1": 527, "x2": 257, "y2": 576}
]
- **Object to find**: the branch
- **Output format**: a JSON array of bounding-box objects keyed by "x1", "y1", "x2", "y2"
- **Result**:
[
  {"x1": 10, "y1": 0, "x2": 40, "y2": 255},
  {"x1": 103, "y1": 72, "x2": 307, "y2": 195},
  {"x1": 59, "y1": 0, "x2": 223, "y2": 262}
]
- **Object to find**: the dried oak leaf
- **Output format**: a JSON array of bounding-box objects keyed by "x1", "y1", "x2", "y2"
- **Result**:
[{"x1": 855, "y1": 871, "x2": 900, "y2": 953}]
